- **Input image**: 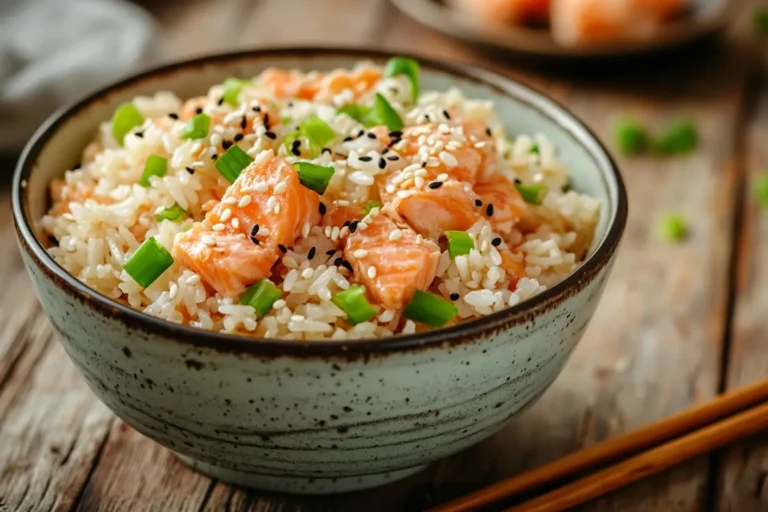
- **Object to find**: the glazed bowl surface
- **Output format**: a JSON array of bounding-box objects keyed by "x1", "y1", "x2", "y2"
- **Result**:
[{"x1": 12, "y1": 47, "x2": 627, "y2": 494}]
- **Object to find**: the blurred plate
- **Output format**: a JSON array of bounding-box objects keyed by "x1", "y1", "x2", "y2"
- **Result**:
[{"x1": 390, "y1": 0, "x2": 737, "y2": 58}]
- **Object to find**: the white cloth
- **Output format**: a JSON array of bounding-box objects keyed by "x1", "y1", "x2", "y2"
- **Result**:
[{"x1": 0, "y1": 0, "x2": 162, "y2": 151}]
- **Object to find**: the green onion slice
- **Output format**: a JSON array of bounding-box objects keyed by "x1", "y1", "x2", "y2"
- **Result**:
[
  {"x1": 515, "y1": 182, "x2": 548, "y2": 205},
  {"x1": 755, "y1": 173, "x2": 768, "y2": 209},
  {"x1": 658, "y1": 213, "x2": 688, "y2": 242},
  {"x1": 403, "y1": 290, "x2": 458, "y2": 328},
  {"x1": 383, "y1": 57, "x2": 420, "y2": 102},
  {"x1": 221, "y1": 78, "x2": 246, "y2": 107},
  {"x1": 155, "y1": 204, "x2": 187, "y2": 222},
  {"x1": 331, "y1": 285, "x2": 377, "y2": 325},
  {"x1": 651, "y1": 120, "x2": 697, "y2": 155},
  {"x1": 182, "y1": 113, "x2": 211, "y2": 140},
  {"x1": 363, "y1": 200, "x2": 382, "y2": 216},
  {"x1": 300, "y1": 116, "x2": 336, "y2": 147},
  {"x1": 111, "y1": 103, "x2": 144, "y2": 146},
  {"x1": 215, "y1": 145, "x2": 254, "y2": 183},
  {"x1": 239, "y1": 279, "x2": 283, "y2": 318},
  {"x1": 139, "y1": 155, "x2": 168, "y2": 187},
  {"x1": 530, "y1": 143, "x2": 540, "y2": 155},
  {"x1": 337, "y1": 104, "x2": 370, "y2": 124},
  {"x1": 293, "y1": 162, "x2": 335, "y2": 195},
  {"x1": 445, "y1": 230, "x2": 474, "y2": 258},
  {"x1": 615, "y1": 118, "x2": 649, "y2": 155},
  {"x1": 123, "y1": 237, "x2": 174, "y2": 288},
  {"x1": 366, "y1": 93, "x2": 403, "y2": 131}
]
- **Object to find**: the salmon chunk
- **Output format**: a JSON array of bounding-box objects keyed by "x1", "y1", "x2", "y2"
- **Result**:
[
  {"x1": 321, "y1": 203, "x2": 363, "y2": 228},
  {"x1": 474, "y1": 174, "x2": 526, "y2": 234},
  {"x1": 396, "y1": 181, "x2": 480, "y2": 239},
  {"x1": 345, "y1": 214, "x2": 440, "y2": 309},
  {"x1": 173, "y1": 225, "x2": 278, "y2": 297},
  {"x1": 49, "y1": 179, "x2": 109, "y2": 215},
  {"x1": 259, "y1": 64, "x2": 382, "y2": 102}
]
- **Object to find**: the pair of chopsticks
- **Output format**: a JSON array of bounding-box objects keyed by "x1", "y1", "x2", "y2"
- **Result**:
[{"x1": 429, "y1": 379, "x2": 768, "y2": 512}]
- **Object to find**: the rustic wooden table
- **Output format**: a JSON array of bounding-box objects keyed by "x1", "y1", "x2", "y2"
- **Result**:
[{"x1": 1, "y1": 0, "x2": 767, "y2": 510}]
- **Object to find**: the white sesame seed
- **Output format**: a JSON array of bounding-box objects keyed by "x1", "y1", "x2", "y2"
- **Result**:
[
  {"x1": 403, "y1": 163, "x2": 422, "y2": 174},
  {"x1": 389, "y1": 229, "x2": 403, "y2": 241},
  {"x1": 272, "y1": 299, "x2": 286, "y2": 309},
  {"x1": 212, "y1": 223, "x2": 226, "y2": 232},
  {"x1": 416, "y1": 234, "x2": 424, "y2": 244},
  {"x1": 385, "y1": 184, "x2": 396, "y2": 194},
  {"x1": 439, "y1": 151, "x2": 458, "y2": 167},
  {"x1": 474, "y1": 141, "x2": 487, "y2": 149},
  {"x1": 185, "y1": 274, "x2": 201, "y2": 285},
  {"x1": 274, "y1": 204, "x2": 281, "y2": 215},
  {"x1": 331, "y1": 226, "x2": 340, "y2": 240},
  {"x1": 339, "y1": 226, "x2": 350, "y2": 237},
  {"x1": 301, "y1": 268, "x2": 315, "y2": 279},
  {"x1": 357, "y1": 221, "x2": 368, "y2": 230},
  {"x1": 231, "y1": 218, "x2": 240, "y2": 228},
  {"x1": 210, "y1": 133, "x2": 222, "y2": 147},
  {"x1": 220, "y1": 209, "x2": 232, "y2": 222},
  {"x1": 481, "y1": 240, "x2": 489, "y2": 252},
  {"x1": 274, "y1": 182, "x2": 287, "y2": 194},
  {"x1": 169, "y1": 283, "x2": 179, "y2": 300},
  {"x1": 202, "y1": 235, "x2": 217, "y2": 246},
  {"x1": 367, "y1": 266, "x2": 377, "y2": 279},
  {"x1": 400, "y1": 178, "x2": 414, "y2": 189},
  {"x1": 427, "y1": 157, "x2": 440, "y2": 167},
  {"x1": 302, "y1": 222, "x2": 311, "y2": 238},
  {"x1": 353, "y1": 249, "x2": 369, "y2": 258},
  {"x1": 222, "y1": 197, "x2": 237, "y2": 205},
  {"x1": 437, "y1": 173, "x2": 449, "y2": 182},
  {"x1": 267, "y1": 197, "x2": 277, "y2": 209},
  {"x1": 254, "y1": 182, "x2": 269, "y2": 193},
  {"x1": 207, "y1": 146, "x2": 218, "y2": 158},
  {"x1": 397, "y1": 190, "x2": 415, "y2": 199},
  {"x1": 337, "y1": 200, "x2": 350, "y2": 206},
  {"x1": 447, "y1": 141, "x2": 462, "y2": 150},
  {"x1": 414, "y1": 169, "x2": 428, "y2": 177},
  {"x1": 415, "y1": 177, "x2": 425, "y2": 188},
  {"x1": 438, "y1": 123, "x2": 451, "y2": 134},
  {"x1": 238, "y1": 195, "x2": 252, "y2": 207},
  {"x1": 324, "y1": 226, "x2": 332, "y2": 237}
]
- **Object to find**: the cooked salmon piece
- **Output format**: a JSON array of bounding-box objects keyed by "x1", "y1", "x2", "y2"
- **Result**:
[
  {"x1": 173, "y1": 150, "x2": 320, "y2": 297},
  {"x1": 49, "y1": 179, "x2": 109, "y2": 215},
  {"x1": 259, "y1": 64, "x2": 382, "y2": 102},
  {"x1": 500, "y1": 249, "x2": 526, "y2": 288},
  {"x1": 173, "y1": 225, "x2": 279, "y2": 297},
  {"x1": 345, "y1": 214, "x2": 440, "y2": 309},
  {"x1": 474, "y1": 174, "x2": 526, "y2": 234},
  {"x1": 396, "y1": 180, "x2": 480, "y2": 239},
  {"x1": 321, "y1": 203, "x2": 363, "y2": 228},
  {"x1": 455, "y1": 0, "x2": 550, "y2": 25}
]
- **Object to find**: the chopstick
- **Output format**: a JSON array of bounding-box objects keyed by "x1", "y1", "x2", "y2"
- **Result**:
[{"x1": 429, "y1": 379, "x2": 768, "y2": 512}]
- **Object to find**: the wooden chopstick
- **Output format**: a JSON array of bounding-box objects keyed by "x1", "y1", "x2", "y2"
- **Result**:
[{"x1": 429, "y1": 379, "x2": 768, "y2": 512}]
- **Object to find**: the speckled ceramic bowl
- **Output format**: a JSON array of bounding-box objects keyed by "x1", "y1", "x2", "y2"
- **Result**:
[{"x1": 12, "y1": 48, "x2": 627, "y2": 494}]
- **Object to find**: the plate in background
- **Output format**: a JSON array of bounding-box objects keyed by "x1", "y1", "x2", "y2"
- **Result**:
[{"x1": 390, "y1": 0, "x2": 738, "y2": 58}]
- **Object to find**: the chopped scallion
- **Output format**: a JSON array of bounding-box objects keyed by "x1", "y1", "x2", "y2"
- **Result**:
[
  {"x1": 403, "y1": 290, "x2": 458, "y2": 328},
  {"x1": 293, "y1": 162, "x2": 335, "y2": 194},
  {"x1": 615, "y1": 118, "x2": 649, "y2": 155},
  {"x1": 281, "y1": 116, "x2": 293, "y2": 125},
  {"x1": 283, "y1": 116, "x2": 337, "y2": 157},
  {"x1": 445, "y1": 230, "x2": 474, "y2": 258},
  {"x1": 651, "y1": 120, "x2": 697, "y2": 155},
  {"x1": 182, "y1": 113, "x2": 211, "y2": 140},
  {"x1": 658, "y1": 213, "x2": 688, "y2": 242},
  {"x1": 239, "y1": 279, "x2": 283, "y2": 318},
  {"x1": 215, "y1": 145, "x2": 253, "y2": 183},
  {"x1": 515, "y1": 182, "x2": 548, "y2": 205},
  {"x1": 123, "y1": 237, "x2": 174, "y2": 288},
  {"x1": 139, "y1": 155, "x2": 167, "y2": 187},
  {"x1": 221, "y1": 78, "x2": 246, "y2": 107},
  {"x1": 366, "y1": 93, "x2": 403, "y2": 131},
  {"x1": 383, "y1": 57, "x2": 420, "y2": 101},
  {"x1": 111, "y1": 103, "x2": 144, "y2": 146},
  {"x1": 754, "y1": 173, "x2": 768, "y2": 209},
  {"x1": 530, "y1": 143, "x2": 540, "y2": 155},
  {"x1": 337, "y1": 104, "x2": 370, "y2": 124},
  {"x1": 331, "y1": 285, "x2": 377, "y2": 325},
  {"x1": 155, "y1": 204, "x2": 187, "y2": 222},
  {"x1": 363, "y1": 200, "x2": 382, "y2": 216}
]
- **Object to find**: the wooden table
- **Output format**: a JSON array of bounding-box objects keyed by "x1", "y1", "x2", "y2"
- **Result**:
[{"x1": 1, "y1": 0, "x2": 767, "y2": 510}]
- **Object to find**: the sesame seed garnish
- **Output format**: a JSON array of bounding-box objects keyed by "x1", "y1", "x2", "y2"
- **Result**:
[
  {"x1": 212, "y1": 223, "x2": 226, "y2": 232},
  {"x1": 359, "y1": 156, "x2": 373, "y2": 162},
  {"x1": 238, "y1": 195, "x2": 252, "y2": 208},
  {"x1": 378, "y1": 158, "x2": 386, "y2": 169},
  {"x1": 220, "y1": 209, "x2": 232, "y2": 222},
  {"x1": 367, "y1": 266, "x2": 377, "y2": 279},
  {"x1": 267, "y1": 197, "x2": 277, "y2": 209},
  {"x1": 343, "y1": 136, "x2": 353, "y2": 142},
  {"x1": 421, "y1": 161, "x2": 427, "y2": 167},
  {"x1": 389, "y1": 229, "x2": 403, "y2": 241},
  {"x1": 254, "y1": 182, "x2": 269, "y2": 193},
  {"x1": 291, "y1": 147, "x2": 301, "y2": 156},
  {"x1": 274, "y1": 204, "x2": 281, "y2": 215},
  {"x1": 240, "y1": 116, "x2": 247, "y2": 130},
  {"x1": 492, "y1": 237, "x2": 502, "y2": 247},
  {"x1": 450, "y1": 293, "x2": 460, "y2": 300},
  {"x1": 211, "y1": 154, "x2": 218, "y2": 160},
  {"x1": 276, "y1": 244, "x2": 287, "y2": 254},
  {"x1": 326, "y1": 249, "x2": 336, "y2": 256},
  {"x1": 202, "y1": 235, "x2": 217, "y2": 247},
  {"x1": 222, "y1": 140, "x2": 233, "y2": 150},
  {"x1": 265, "y1": 131, "x2": 277, "y2": 140},
  {"x1": 397, "y1": 190, "x2": 415, "y2": 199},
  {"x1": 442, "y1": 109, "x2": 451, "y2": 120},
  {"x1": 416, "y1": 234, "x2": 424, "y2": 244},
  {"x1": 342, "y1": 220, "x2": 351, "y2": 228},
  {"x1": 301, "y1": 268, "x2": 314, "y2": 279},
  {"x1": 357, "y1": 221, "x2": 368, "y2": 230},
  {"x1": 185, "y1": 167, "x2": 195, "y2": 174},
  {"x1": 415, "y1": 177, "x2": 425, "y2": 188},
  {"x1": 475, "y1": 199, "x2": 483, "y2": 207},
  {"x1": 135, "y1": 131, "x2": 144, "y2": 138},
  {"x1": 349, "y1": 221, "x2": 359, "y2": 233},
  {"x1": 437, "y1": 173, "x2": 449, "y2": 181},
  {"x1": 353, "y1": 249, "x2": 369, "y2": 258},
  {"x1": 439, "y1": 151, "x2": 458, "y2": 167},
  {"x1": 333, "y1": 257, "x2": 343, "y2": 266},
  {"x1": 388, "y1": 138, "x2": 402, "y2": 148},
  {"x1": 331, "y1": 226, "x2": 340, "y2": 240},
  {"x1": 485, "y1": 126, "x2": 492, "y2": 136},
  {"x1": 250, "y1": 224, "x2": 259, "y2": 236},
  {"x1": 321, "y1": 147, "x2": 331, "y2": 154},
  {"x1": 231, "y1": 218, "x2": 240, "y2": 228},
  {"x1": 272, "y1": 299, "x2": 286, "y2": 309},
  {"x1": 514, "y1": 178, "x2": 522, "y2": 184},
  {"x1": 486, "y1": 204, "x2": 494, "y2": 216},
  {"x1": 428, "y1": 181, "x2": 443, "y2": 189},
  {"x1": 195, "y1": 107, "x2": 203, "y2": 114},
  {"x1": 217, "y1": 97, "x2": 224, "y2": 106},
  {"x1": 357, "y1": 130, "x2": 365, "y2": 138},
  {"x1": 308, "y1": 247, "x2": 316, "y2": 260},
  {"x1": 168, "y1": 113, "x2": 179, "y2": 120},
  {"x1": 234, "y1": 133, "x2": 244, "y2": 142},
  {"x1": 382, "y1": 148, "x2": 390, "y2": 155},
  {"x1": 250, "y1": 236, "x2": 260, "y2": 245},
  {"x1": 186, "y1": 275, "x2": 201, "y2": 285},
  {"x1": 302, "y1": 222, "x2": 311, "y2": 238},
  {"x1": 252, "y1": 106, "x2": 261, "y2": 112},
  {"x1": 274, "y1": 182, "x2": 287, "y2": 194},
  {"x1": 324, "y1": 226, "x2": 332, "y2": 237},
  {"x1": 223, "y1": 197, "x2": 237, "y2": 205},
  {"x1": 389, "y1": 130, "x2": 403, "y2": 138},
  {"x1": 319, "y1": 202, "x2": 327, "y2": 215},
  {"x1": 367, "y1": 132, "x2": 377, "y2": 139},
  {"x1": 263, "y1": 113, "x2": 270, "y2": 126},
  {"x1": 387, "y1": 155, "x2": 399, "y2": 161}
]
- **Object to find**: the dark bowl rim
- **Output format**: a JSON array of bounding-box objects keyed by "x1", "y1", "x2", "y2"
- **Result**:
[{"x1": 12, "y1": 45, "x2": 628, "y2": 357}]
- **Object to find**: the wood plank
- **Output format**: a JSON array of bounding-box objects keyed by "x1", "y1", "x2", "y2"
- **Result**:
[{"x1": 379, "y1": 4, "x2": 753, "y2": 510}]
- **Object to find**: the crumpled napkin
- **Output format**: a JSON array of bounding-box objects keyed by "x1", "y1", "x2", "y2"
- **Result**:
[{"x1": 0, "y1": 0, "x2": 163, "y2": 151}]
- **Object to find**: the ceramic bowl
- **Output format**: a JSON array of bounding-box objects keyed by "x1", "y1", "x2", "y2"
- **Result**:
[{"x1": 12, "y1": 48, "x2": 627, "y2": 494}]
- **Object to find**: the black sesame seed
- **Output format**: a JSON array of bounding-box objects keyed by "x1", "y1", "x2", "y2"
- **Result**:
[
  {"x1": 240, "y1": 116, "x2": 247, "y2": 130},
  {"x1": 72, "y1": 162, "x2": 81, "y2": 170},
  {"x1": 367, "y1": 132, "x2": 377, "y2": 139},
  {"x1": 475, "y1": 199, "x2": 483, "y2": 207},
  {"x1": 428, "y1": 181, "x2": 443, "y2": 189},
  {"x1": 378, "y1": 158, "x2": 386, "y2": 169},
  {"x1": 342, "y1": 220, "x2": 351, "y2": 228},
  {"x1": 486, "y1": 204, "x2": 494, "y2": 217},
  {"x1": 215, "y1": 97, "x2": 224, "y2": 106},
  {"x1": 486, "y1": 126, "x2": 492, "y2": 137},
  {"x1": 359, "y1": 156, "x2": 373, "y2": 162},
  {"x1": 326, "y1": 249, "x2": 336, "y2": 256},
  {"x1": 222, "y1": 140, "x2": 233, "y2": 150},
  {"x1": 357, "y1": 130, "x2": 365, "y2": 138},
  {"x1": 291, "y1": 147, "x2": 301, "y2": 156},
  {"x1": 168, "y1": 113, "x2": 179, "y2": 120},
  {"x1": 319, "y1": 202, "x2": 327, "y2": 215},
  {"x1": 349, "y1": 221, "x2": 359, "y2": 233},
  {"x1": 514, "y1": 178, "x2": 522, "y2": 184},
  {"x1": 382, "y1": 147, "x2": 390, "y2": 155},
  {"x1": 387, "y1": 155, "x2": 399, "y2": 161},
  {"x1": 278, "y1": 244, "x2": 288, "y2": 254},
  {"x1": 291, "y1": 139, "x2": 301, "y2": 148},
  {"x1": 252, "y1": 106, "x2": 261, "y2": 113},
  {"x1": 251, "y1": 224, "x2": 260, "y2": 236},
  {"x1": 450, "y1": 293, "x2": 460, "y2": 301},
  {"x1": 134, "y1": 131, "x2": 144, "y2": 138},
  {"x1": 321, "y1": 147, "x2": 331, "y2": 154},
  {"x1": 492, "y1": 237, "x2": 502, "y2": 247},
  {"x1": 287, "y1": 101, "x2": 294, "y2": 107},
  {"x1": 442, "y1": 109, "x2": 451, "y2": 120},
  {"x1": 421, "y1": 161, "x2": 427, "y2": 168},
  {"x1": 388, "y1": 138, "x2": 402, "y2": 148},
  {"x1": 265, "y1": 131, "x2": 277, "y2": 140},
  {"x1": 389, "y1": 130, "x2": 403, "y2": 138},
  {"x1": 234, "y1": 133, "x2": 244, "y2": 142},
  {"x1": 333, "y1": 257, "x2": 343, "y2": 266},
  {"x1": 185, "y1": 166, "x2": 195, "y2": 174},
  {"x1": 250, "y1": 236, "x2": 260, "y2": 246},
  {"x1": 211, "y1": 154, "x2": 218, "y2": 160},
  {"x1": 341, "y1": 260, "x2": 354, "y2": 272},
  {"x1": 308, "y1": 247, "x2": 316, "y2": 260},
  {"x1": 195, "y1": 107, "x2": 203, "y2": 114},
  {"x1": 343, "y1": 136, "x2": 354, "y2": 142}
]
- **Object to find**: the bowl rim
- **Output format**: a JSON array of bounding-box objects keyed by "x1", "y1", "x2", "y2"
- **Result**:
[{"x1": 12, "y1": 46, "x2": 627, "y2": 357}]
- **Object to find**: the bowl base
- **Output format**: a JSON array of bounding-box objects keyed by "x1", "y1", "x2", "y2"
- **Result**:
[{"x1": 174, "y1": 453, "x2": 427, "y2": 494}]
